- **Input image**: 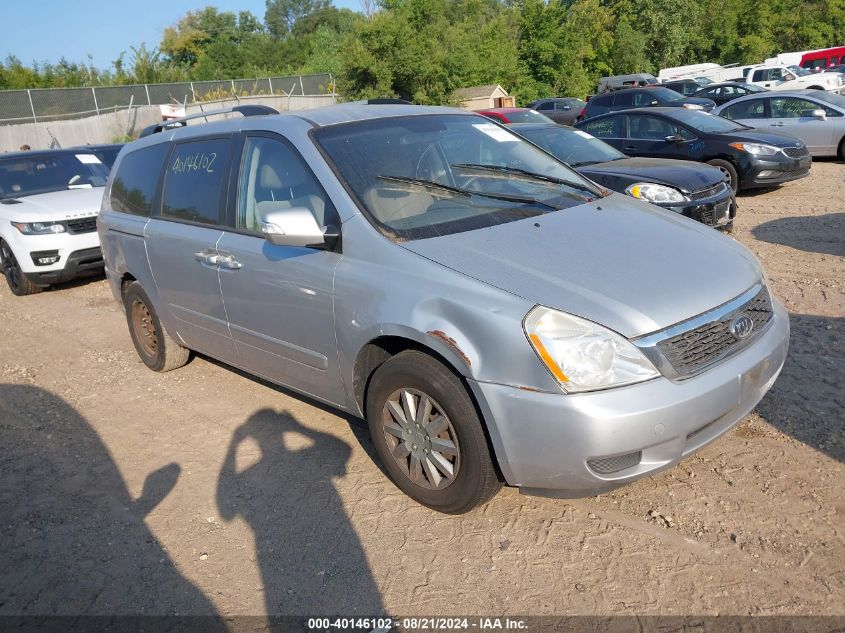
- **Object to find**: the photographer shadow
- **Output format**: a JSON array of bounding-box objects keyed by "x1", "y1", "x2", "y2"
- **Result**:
[{"x1": 216, "y1": 409, "x2": 384, "y2": 622}]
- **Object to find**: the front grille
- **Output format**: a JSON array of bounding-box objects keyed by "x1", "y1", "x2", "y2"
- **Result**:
[
  {"x1": 700, "y1": 207, "x2": 715, "y2": 225},
  {"x1": 656, "y1": 286, "x2": 774, "y2": 377},
  {"x1": 783, "y1": 146, "x2": 809, "y2": 158},
  {"x1": 689, "y1": 181, "x2": 728, "y2": 201},
  {"x1": 588, "y1": 451, "x2": 642, "y2": 475},
  {"x1": 65, "y1": 216, "x2": 97, "y2": 234}
]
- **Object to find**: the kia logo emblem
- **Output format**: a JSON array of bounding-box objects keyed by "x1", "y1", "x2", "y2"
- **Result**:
[{"x1": 730, "y1": 315, "x2": 754, "y2": 339}]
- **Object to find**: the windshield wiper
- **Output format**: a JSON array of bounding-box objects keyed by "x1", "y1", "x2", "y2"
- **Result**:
[
  {"x1": 568, "y1": 158, "x2": 616, "y2": 167},
  {"x1": 376, "y1": 175, "x2": 558, "y2": 210},
  {"x1": 450, "y1": 163, "x2": 598, "y2": 196}
]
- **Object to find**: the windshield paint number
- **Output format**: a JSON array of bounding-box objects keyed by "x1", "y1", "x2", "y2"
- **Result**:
[{"x1": 172, "y1": 152, "x2": 217, "y2": 174}]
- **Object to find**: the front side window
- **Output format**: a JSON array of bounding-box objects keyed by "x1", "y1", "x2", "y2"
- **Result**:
[
  {"x1": 627, "y1": 114, "x2": 693, "y2": 140},
  {"x1": 314, "y1": 115, "x2": 603, "y2": 240},
  {"x1": 770, "y1": 97, "x2": 824, "y2": 118},
  {"x1": 236, "y1": 136, "x2": 336, "y2": 233},
  {"x1": 0, "y1": 153, "x2": 108, "y2": 200},
  {"x1": 633, "y1": 91, "x2": 658, "y2": 106},
  {"x1": 537, "y1": 102, "x2": 554, "y2": 111},
  {"x1": 110, "y1": 144, "x2": 168, "y2": 216},
  {"x1": 161, "y1": 138, "x2": 230, "y2": 225}
]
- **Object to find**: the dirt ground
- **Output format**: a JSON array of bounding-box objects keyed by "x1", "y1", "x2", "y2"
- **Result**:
[{"x1": 0, "y1": 161, "x2": 843, "y2": 620}]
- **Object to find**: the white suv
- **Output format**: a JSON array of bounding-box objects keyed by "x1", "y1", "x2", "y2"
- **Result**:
[
  {"x1": 0, "y1": 149, "x2": 108, "y2": 295},
  {"x1": 746, "y1": 64, "x2": 844, "y2": 92}
]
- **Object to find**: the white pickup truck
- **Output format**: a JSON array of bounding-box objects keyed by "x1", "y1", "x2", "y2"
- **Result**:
[
  {"x1": 0, "y1": 149, "x2": 108, "y2": 296},
  {"x1": 745, "y1": 64, "x2": 844, "y2": 92}
]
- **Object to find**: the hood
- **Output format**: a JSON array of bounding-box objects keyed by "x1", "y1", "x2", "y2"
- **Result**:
[
  {"x1": 578, "y1": 157, "x2": 725, "y2": 194},
  {"x1": 717, "y1": 127, "x2": 805, "y2": 147},
  {"x1": 0, "y1": 188, "x2": 104, "y2": 223},
  {"x1": 401, "y1": 193, "x2": 762, "y2": 338}
]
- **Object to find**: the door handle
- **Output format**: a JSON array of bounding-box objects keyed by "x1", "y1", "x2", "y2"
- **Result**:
[
  {"x1": 623, "y1": 145, "x2": 637, "y2": 151},
  {"x1": 217, "y1": 254, "x2": 242, "y2": 270},
  {"x1": 194, "y1": 251, "x2": 221, "y2": 265},
  {"x1": 770, "y1": 122, "x2": 785, "y2": 127}
]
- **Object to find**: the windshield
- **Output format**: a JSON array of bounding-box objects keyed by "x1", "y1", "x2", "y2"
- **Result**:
[
  {"x1": 518, "y1": 126, "x2": 625, "y2": 166},
  {"x1": 0, "y1": 153, "x2": 108, "y2": 199},
  {"x1": 504, "y1": 110, "x2": 554, "y2": 123},
  {"x1": 661, "y1": 109, "x2": 749, "y2": 133},
  {"x1": 808, "y1": 90, "x2": 845, "y2": 108},
  {"x1": 788, "y1": 65, "x2": 812, "y2": 77},
  {"x1": 314, "y1": 114, "x2": 603, "y2": 240},
  {"x1": 650, "y1": 87, "x2": 687, "y2": 102}
]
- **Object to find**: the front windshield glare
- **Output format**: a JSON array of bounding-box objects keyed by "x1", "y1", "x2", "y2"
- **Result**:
[
  {"x1": 521, "y1": 127, "x2": 625, "y2": 166},
  {"x1": 0, "y1": 153, "x2": 108, "y2": 199},
  {"x1": 664, "y1": 109, "x2": 748, "y2": 133},
  {"x1": 315, "y1": 114, "x2": 603, "y2": 240}
]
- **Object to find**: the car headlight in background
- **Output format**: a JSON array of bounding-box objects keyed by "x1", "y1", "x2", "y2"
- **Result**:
[
  {"x1": 524, "y1": 306, "x2": 660, "y2": 393},
  {"x1": 625, "y1": 183, "x2": 686, "y2": 204},
  {"x1": 728, "y1": 142, "x2": 780, "y2": 156},
  {"x1": 11, "y1": 221, "x2": 66, "y2": 235},
  {"x1": 683, "y1": 103, "x2": 704, "y2": 110}
]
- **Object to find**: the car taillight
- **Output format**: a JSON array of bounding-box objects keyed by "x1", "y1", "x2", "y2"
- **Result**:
[{"x1": 578, "y1": 107, "x2": 587, "y2": 119}]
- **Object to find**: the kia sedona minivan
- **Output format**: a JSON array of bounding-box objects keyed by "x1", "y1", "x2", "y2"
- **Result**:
[{"x1": 99, "y1": 105, "x2": 789, "y2": 513}]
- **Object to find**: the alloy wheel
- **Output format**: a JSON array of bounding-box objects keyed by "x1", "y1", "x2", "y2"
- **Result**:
[
  {"x1": 1, "y1": 243, "x2": 20, "y2": 293},
  {"x1": 381, "y1": 388, "x2": 461, "y2": 490}
]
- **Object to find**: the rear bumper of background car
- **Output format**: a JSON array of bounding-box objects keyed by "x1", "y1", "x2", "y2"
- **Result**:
[{"x1": 468, "y1": 299, "x2": 789, "y2": 493}]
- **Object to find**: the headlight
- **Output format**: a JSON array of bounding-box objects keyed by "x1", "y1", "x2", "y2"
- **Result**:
[
  {"x1": 683, "y1": 103, "x2": 704, "y2": 110},
  {"x1": 728, "y1": 142, "x2": 780, "y2": 156},
  {"x1": 626, "y1": 183, "x2": 686, "y2": 204},
  {"x1": 11, "y1": 221, "x2": 66, "y2": 235},
  {"x1": 524, "y1": 306, "x2": 660, "y2": 393}
]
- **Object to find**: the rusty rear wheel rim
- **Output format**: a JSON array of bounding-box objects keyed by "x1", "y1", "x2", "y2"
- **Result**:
[
  {"x1": 381, "y1": 388, "x2": 461, "y2": 491},
  {"x1": 131, "y1": 299, "x2": 158, "y2": 358}
]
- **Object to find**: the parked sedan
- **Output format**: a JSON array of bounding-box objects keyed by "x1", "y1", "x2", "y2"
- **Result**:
[
  {"x1": 714, "y1": 89, "x2": 845, "y2": 158},
  {"x1": 576, "y1": 107, "x2": 811, "y2": 191},
  {"x1": 476, "y1": 108, "x2": 553, "y2": 124},
  {"x1": 583, "y1": 87, "x2": 716, "y2": 119},
  {"x1": 526, "y1": 98, "x2": 587, "y2": 125},
  {"x1": 693, "y1": 82, "x2": 768, "y2": 106},
  {"x1": 513, "y1": 122, "x2": 735, "y2": 229}
]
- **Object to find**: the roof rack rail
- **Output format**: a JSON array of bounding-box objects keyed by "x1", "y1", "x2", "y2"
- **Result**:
[{"x1": 139, "y1": 104, "x2": 279, "y2": 138}]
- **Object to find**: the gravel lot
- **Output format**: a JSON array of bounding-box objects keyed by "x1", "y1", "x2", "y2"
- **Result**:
[{"x1": 1, "y1": 161, "x2": 843, "y2": 619}]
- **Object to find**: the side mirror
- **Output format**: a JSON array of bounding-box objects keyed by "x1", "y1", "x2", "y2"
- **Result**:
[
  {"x1": 260, "y1": 207, "x2": 330, "y2": 249},
  {"x1": 811, "y1": 108, "x2": 827, "y2": 120},
  {"x1": 785, "y1": 73, "x2": 796, "y2": 81},
  {"x1": 664, "y1": 134, "x2": 684, "y2": 142}
]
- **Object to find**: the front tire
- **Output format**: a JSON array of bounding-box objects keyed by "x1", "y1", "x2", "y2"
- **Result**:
[
  {"x1": 707, "y1": 158, "x2": 739, "y2": 192},
  {"x1": 365, "y1": 350, "x2": 502, "y2": 514},
  {"x1": 0, "y1": 240, "x2": 43, "y2": 296},
  {"x1": 122, "y1": 281, "x2": 190, "y2": 372}
]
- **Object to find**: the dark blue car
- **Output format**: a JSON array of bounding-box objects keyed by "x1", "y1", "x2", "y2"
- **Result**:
[{"x1": 584, "y1": 87, "x2": 716, "y2": 120}]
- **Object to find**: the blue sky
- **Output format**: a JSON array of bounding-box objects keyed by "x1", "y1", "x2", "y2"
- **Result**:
[{"x1": 3, "y1": 0, "x2": 361, "y2": 69}]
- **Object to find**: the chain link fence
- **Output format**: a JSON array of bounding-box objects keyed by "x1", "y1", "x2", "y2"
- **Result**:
[{"x1": 0, "y1": 74, "x2": 334, "y2": 125}]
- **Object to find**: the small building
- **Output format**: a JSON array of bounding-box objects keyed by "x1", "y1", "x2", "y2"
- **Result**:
[{"x1": 453, "y1": 84, "x2": 514, "y2": 111}]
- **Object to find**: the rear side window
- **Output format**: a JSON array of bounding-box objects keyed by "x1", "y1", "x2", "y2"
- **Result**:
[
  {"x1": 110, "y1": 144, "x2": 168, "y2": 216},
  {"x1": 581, "y1": 116, "x2": 623, "y2": 138},
  {"x1": 614, "y1": 92, "x2": 634, "y2": 107},
  {"x1": 721, "y1": 99, "x2": 767, "y2": 120},
  {"x1": 591, "y1": 94, "x2": 613, "y2": 107},
  {"x1": 161, "y1": 138, "x2": 230, "y2": 225}
]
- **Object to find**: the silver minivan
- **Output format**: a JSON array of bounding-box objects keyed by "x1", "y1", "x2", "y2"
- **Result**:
[{"x1": 98, "y1": 104, "x2": 789, "y2": 513}]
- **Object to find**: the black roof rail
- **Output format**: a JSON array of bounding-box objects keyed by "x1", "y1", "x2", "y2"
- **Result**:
[{"x1": 139, "y1": 104, "x2": 279, "y2": 138}]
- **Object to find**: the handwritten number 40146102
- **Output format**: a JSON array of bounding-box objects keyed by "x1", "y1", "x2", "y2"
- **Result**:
[{"x1": 172, "y1": 152, "x2": 217, "y2": 174}]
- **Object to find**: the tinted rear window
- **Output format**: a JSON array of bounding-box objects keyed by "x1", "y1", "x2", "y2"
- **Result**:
[
  {"x1": 161, "y1": 138, "x2": 229, "y2": 225},
  {"x1": 110, "y1": 144, "x2": 167, "y2": 217}
]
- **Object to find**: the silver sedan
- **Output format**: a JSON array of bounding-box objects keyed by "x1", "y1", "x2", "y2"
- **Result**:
[{"x1": 714, "y1": 89, "x2": 845, "y2": 158}]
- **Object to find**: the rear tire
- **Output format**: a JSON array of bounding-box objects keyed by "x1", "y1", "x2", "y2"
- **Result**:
[
  {"x1": 122, "y1": 281, "x2": 190, "y2": 372},
  {"x1": 0, "y1": 240, "x2": 43, "y2": 296},
  {"x1": 838, "y1": 136, "x2": 845, "y2": 161},
  {"x1": 707, "y1": 158, "x2": 739, "y2": 192},
  {"x1": 365, "y1": 350, "x2": 502, "y2": 514}
]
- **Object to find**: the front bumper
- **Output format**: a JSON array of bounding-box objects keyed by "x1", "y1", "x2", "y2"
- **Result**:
[
  {"x1": 469, "y1": 299, "x2": 789, "y2": 493},
  {"x1": 742, "y1": 153, "x2": 812, "y2": 189},
  {"x1": 22, "y1": 247, "x2": 104, "y2": 286},
  {"x1": 663, "y1": 191, "x2": 735, "y2": 228}
]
